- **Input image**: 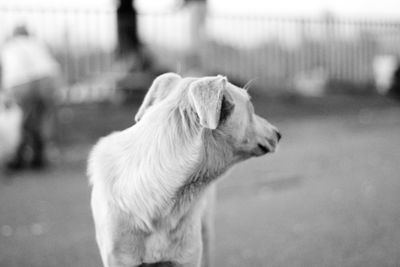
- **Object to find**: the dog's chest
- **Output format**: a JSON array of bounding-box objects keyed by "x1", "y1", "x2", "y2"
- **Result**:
[
  {"x1": 141, "y1": 193, "x2": 208, "y2": 263},
  {"x1": 143, "y1": 230, "x2": 174, "y2": 262},
  {"x1": 142, "y1": 223, "x2": 200, "y2": 263}
]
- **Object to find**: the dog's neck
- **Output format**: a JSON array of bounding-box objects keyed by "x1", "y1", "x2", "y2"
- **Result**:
[
  {"x1": 172, "y1": 129, "x2": 233, "y2": 213},
  {"x1": 118, "y1": 100, "x2": 233, "y2": 231}
]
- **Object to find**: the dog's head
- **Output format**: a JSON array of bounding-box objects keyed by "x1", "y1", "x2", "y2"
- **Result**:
[{"x1": 135, "y1": 73, "x2": 281, "y2": 161}]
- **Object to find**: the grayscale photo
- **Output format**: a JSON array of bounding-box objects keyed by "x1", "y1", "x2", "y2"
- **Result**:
[{"x1": 0, "y1": 0, "x2": 399, "y2": 267}]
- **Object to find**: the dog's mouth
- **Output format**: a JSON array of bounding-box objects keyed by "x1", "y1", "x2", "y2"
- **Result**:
[
  {"x1": 258, "y1": 144, "x2": 270, "y2": 154},
  {"x1": 254, "y1": 141, "x2": 277, "y2": 156}
]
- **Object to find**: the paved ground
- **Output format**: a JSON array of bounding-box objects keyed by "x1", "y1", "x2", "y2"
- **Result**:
[{"x1": 1, "y1": 95, "x2": 400, "y2": 267}]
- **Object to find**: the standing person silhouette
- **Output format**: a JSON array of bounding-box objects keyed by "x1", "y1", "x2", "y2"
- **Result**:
[{"x1": 1, "y1": 25, "x2": 61, "y2": 170}]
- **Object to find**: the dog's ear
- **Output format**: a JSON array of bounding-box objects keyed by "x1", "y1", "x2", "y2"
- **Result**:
[
  {"x1": 188, "y1": 75, "x2": 233, "y2": 129},
  {"x1": 135, "y1": 73, "x2": 181, "y2": 122},
  {"x1": 219, "y1": 92, "x2": 235, "y2": 124}
]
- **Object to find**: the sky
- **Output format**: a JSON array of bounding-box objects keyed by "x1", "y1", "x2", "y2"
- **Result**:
[
  {"x1": 209, "y1": 0, "x2": 400, "y2": 18},
  {"x1": 1, "y1": 0, "x2": 400, "y2": 51},
  {"x1": 1, "y1": 0, "x2": 400, "y2": 18}
]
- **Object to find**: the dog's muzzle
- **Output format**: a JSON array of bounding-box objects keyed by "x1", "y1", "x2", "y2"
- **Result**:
[{"x1": 255, "y1": 129, "x2": 281, "y2": 156}]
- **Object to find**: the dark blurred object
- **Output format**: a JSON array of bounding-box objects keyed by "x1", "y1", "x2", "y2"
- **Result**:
[
  {"x1": 116, "y1": 0, "x2": 153, "y2": 72},
  {"x1": 12, "y1": 24, "x2": 29, "y2": 36},
  {"x1": 1, "y1": 25, "x2": 61, "y2": 170},
  {"x1": 115, "y1": 0, "x2": 207, "y2": 102},
  {"x1": 388, "y1": 62, "x2": 400, "y2": 100},
  {"x1": 117, "y1": 0, "x2": 141, "y2": 57},
  {"x1": 115, "y1": 67, "x2": 170, "y2": 104},
  {"x1": 115, "y1": 0, "x2": 158, "y2": 103},
  {"x1": 115, "y1": 71, "x2": 154, "y2": 103},
  {"x1": 8, "y1": 77, "x2": 59, "y2": 170}
]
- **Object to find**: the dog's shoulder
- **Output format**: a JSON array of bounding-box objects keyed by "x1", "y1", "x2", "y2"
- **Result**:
[{"x1": 87, "y1": 130, "x2": 126, "y2": 186}]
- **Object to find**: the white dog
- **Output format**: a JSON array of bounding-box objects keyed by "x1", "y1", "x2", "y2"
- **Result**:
[
  {"x1": 0, "y1": 93, "x2": 22, "y2": 166},
  {"x1": 88, "y1": 73, "x2": 281, "y2": 267}
]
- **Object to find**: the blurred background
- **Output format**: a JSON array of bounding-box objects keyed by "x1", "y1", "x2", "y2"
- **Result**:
[{"x1": 0, "y1": 0, "x2": 400, "y2": 266}]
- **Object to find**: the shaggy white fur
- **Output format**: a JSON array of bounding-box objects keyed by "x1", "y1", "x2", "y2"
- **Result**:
[{"x1": 88, "y1": 73, "x2": 280, "y2": 267}]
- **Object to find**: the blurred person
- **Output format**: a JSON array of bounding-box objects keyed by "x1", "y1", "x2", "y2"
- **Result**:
[
  {"x1": 1, "y1": 25, "x2": 61, "y2": 170},
  {"x1": 0, "y1": 92, "x2": 22, "y2": 168},
  {"x1": 388, "y1": 60, "x2": 400, "y2": 100}
]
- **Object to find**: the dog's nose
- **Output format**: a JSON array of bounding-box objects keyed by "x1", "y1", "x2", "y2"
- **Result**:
[{"x1": 275, "y1": 130, "x2": 282, "y2": 142}]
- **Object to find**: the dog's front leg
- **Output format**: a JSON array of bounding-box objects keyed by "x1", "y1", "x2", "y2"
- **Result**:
[
  {"x1": 106, "y1": 252, "x2": 142, "y2": 267},
  {"x1": 175, "y1": 253, "x2": 202, "y2": 267},
  {"x1": 103, "y1": 232, "x2": 147, "y2": 267},
  {"x1": 200, "y1": 185, "x2": 216, "y2": 267},
  {"x1": 98, "y1": 238, "x2": 143, "y2": 267},
  {"x1": 174, "y1": 230, "x2": 203, "y2": 267}
]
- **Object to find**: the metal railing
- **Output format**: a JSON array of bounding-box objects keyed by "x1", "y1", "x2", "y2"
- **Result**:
[
  {"x1": 1, "y1": 5, "x2": 400, "y2": 101},
  {"x1": 202, "y1": 14, "x2": 400, "y2": 91}
]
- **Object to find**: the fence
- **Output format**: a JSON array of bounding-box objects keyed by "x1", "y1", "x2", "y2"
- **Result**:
[
  {"x1": 1, "y1": 5, "x2": 400, "y2": 101},
  {"x1": 204, "y1": 15, "x2": 392, "y2": 89},
  {"x1": 145, "y1": 10, "x2": 400, "y2": 92},
  {"x1": 0, "y1": 6, "x2": 116, "y2": 81}
]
